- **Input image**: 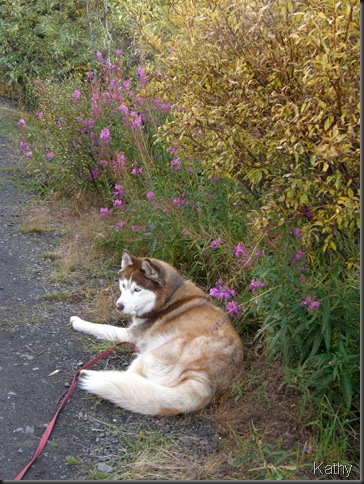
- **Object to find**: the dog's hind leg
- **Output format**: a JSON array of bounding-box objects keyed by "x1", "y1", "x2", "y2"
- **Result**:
[
  {"x1": 78, "y1": 369, "x2": 212, "y2": 416},
  {"x1": 70, "y1": 316, "x2": 132, "y2": 343}
]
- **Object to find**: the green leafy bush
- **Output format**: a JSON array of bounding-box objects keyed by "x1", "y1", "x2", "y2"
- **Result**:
[
  {"x1": 132, "y1": 0, "x2": 360, "y2": 255},
  {"x1": 0, "y1": 0, "x2": 138, "y2": 100}
]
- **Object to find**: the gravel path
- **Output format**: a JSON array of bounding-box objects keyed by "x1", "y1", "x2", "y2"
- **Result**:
[{"x1": 0, "y1": 132, "x2": 221, "y2": 480}]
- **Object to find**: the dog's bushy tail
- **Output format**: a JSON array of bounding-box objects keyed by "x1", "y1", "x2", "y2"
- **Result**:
[{"x1": 78, "y1": 370, "x2": 212, "y2": 416}]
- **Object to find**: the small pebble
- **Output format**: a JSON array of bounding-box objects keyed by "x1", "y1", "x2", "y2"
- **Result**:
[{"x1": 97, "y1": 463, "x2": 113, "y2": 473}]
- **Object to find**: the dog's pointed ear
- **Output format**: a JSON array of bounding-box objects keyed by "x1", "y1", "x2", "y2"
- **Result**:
[
  {"x1": 121, "y1": 250, "x2": 134, "y2": 269},
  {"x1": 141, "y1": 259, "x2": 160, "y2": 281}
]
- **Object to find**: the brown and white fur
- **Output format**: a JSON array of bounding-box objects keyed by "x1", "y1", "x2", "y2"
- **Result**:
[{"x1": 70, "y1": 250, "x2": 243, "y2": 416}]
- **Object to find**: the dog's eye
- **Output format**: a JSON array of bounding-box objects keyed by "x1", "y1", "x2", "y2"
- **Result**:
[
  {"x1": 121, "y1": 283, "x2": 126, "y2": 289},
  {"x1": 134, "y1": 287, "x2": 141, "y2": 293}
]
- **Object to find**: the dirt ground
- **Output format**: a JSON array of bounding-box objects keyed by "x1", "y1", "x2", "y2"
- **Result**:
[{"x1": 0, "y1": 131, "x2": 112, "y2": 480}]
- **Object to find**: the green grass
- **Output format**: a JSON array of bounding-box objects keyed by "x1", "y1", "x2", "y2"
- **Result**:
[
  {"x1": 0, "y1": 103, "x2": 21, "y2": 140},
  {"x1": 41, "y1": 290, "x2": 71, "y2": 302},
  {"x1": 306, "y1": 398, "x2": 360, "y2": 479},
  {"x1": 236, "y1": 422, "x2": 311, "y2": 480},
  {"x1": 66, "y1": 455, "x2": 80, "y2": 465}
]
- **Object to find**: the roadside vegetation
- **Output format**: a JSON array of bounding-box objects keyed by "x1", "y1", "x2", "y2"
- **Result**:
[{"x1": 1, "y1": 0, "x2": 359, "y2": 479}]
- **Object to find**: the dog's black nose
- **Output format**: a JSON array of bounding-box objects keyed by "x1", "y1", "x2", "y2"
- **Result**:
[{"x1": 115, "y1": 302, "x2": 124, "y2": 311}]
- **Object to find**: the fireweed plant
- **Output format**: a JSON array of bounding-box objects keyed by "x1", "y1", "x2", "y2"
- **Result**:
[{"x1": 18, "y1": 51, "x2": 359, "y2": 410}]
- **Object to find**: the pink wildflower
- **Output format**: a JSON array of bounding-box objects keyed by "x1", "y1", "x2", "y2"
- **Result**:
[
  {"x1": 91, "y1": 103, "x2": 101, "y2": 116},
  {"x1": 85, "y1": 118, "x2": 94, "y2": 129},
  {"x1": 146, "y1": 191, "x2": 155, "y2": 202},
  {"x1": 136, "y1": 66, "x2": 147, "y2": 84},
  {"x1": 293, "y1": 227, "x2": 302, "y2": 238},
  {"x1": 235, "y1": 243, "x2": 247, "y2": 259},
  {"x1": 170, "y1": 157, "x2": 181, "y2": 171},
  {"x1": 99, "y1": 207, "x2": 112, "y2": 218},
  {"x1": 101, "y1": 92, "x2": 111, "y2": 102},
  {"x1": 131, "y1": 163, "x2": 142, "y2": 176},
  {"x1": 99, "y1": 127, "x2": 111, "y2": 142},
  {"x1": 123, "y1": 79, "x2": 132, "y2": 90},
  {"x1": 300, "y1": 295, "x2": 320, "y2": 312},
  {"x1": 131, "y1": 114, "x2": 143, "y2": 129},
  {"x1": 115, "y1": 153, "x2": 126, "y2": 167},
  {"x1": 151, "y1": 97, "x2": 170, "y2": 114},
  {"x1": 247, "y1": 279, "x2": 266, "y2": 293},
  {"x1": 115, "y1": 221, "x2": 125, "y2": 230},
  {"x1": 46, "y1": 152, "x2": 54, "y2": 158},
  {"x1": 291, "y1": 250, "x2": 305, "y2": 265},
  {"x1": 210, "y1": 237, "x2": 222, "y2": 250},
  {"x1": 118, "y1": 104, "x2": 128, "y2": 115},
  {"x1": 209, "y1": 280, "x2": 236, "y2": 301},
  {"x1": 113, "y1": 199, "x2": 123, "y2": 208},
  {"x1": 225, "y1": 300, "x2": 241, "y2": 317},
  {"x1": 168, "y1": 145, "x2": 178, "y2": 154},
  {"x1": 90, "y1": 168, "x2": 99, "y2": 179},
  {"x1": 17, "y1": 118, "x2": 26, "y2": 127},
  {"x1": 71, "y1": 90, "x2": 80, "y2": 101},
  {"x1": 172, "y1": 197, "x2": 187, "y2": 208},
  {"x1": 25, "y1": 151, "x2": 33, "y2": 158},
  {"x1": 114, "y1": 184, "x2": 126, "y2": 198}
]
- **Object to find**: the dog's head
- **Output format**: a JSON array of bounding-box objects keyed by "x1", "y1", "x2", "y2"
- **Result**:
[{"x1": 115, "y1": 250, "x2": 181, "y2": 317}]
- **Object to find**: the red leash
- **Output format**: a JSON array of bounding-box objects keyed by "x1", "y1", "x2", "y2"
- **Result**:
[{"x1": 13, "y1": 341, "x2": 137, "y2": 480}]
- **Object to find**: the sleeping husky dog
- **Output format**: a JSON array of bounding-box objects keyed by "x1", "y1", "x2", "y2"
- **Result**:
[{"x1": 70, "y1": 250, "x2": 243, "y2": 416}]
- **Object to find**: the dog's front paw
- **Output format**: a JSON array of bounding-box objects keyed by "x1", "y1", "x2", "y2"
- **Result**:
[
  {"x1": 70, "y1": 316, "x2": 82, "y2": 330},
  {"x1": 78, "y1": 369, "x2": 99, "y2": 393}
]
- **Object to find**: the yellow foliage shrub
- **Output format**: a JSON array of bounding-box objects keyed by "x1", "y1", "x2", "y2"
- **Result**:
[{"x1": 127, "y1": 0, "x2": 359, "y2": 251}]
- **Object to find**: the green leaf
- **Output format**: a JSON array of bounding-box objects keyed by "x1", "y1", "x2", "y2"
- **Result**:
[
  {"x1": 339, "y1": 373, "x2": 352, "y2": 406},
  {"x1": 322, "y1": 299, "x2": 331, "y2": 351},
  {"x1": 309, "y1": 333, "x2": 323, "y2": 359}
]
